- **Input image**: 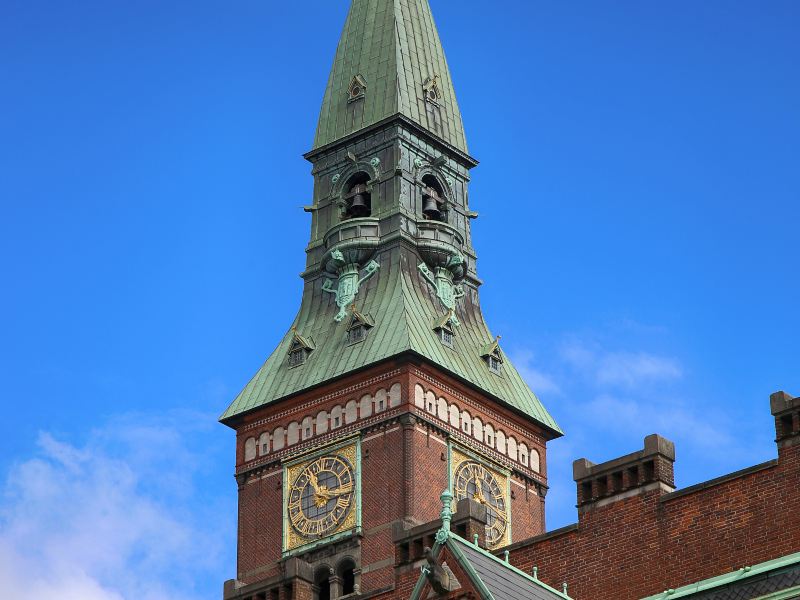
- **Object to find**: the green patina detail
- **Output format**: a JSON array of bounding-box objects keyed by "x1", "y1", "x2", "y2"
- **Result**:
[
  {"x1": 639, "y1": 551, "x2": 800, "y2": 600},
  {"x1": 409, "y1": 528, "x2": 574, "y2": 600},
  {"x1": 313, "y1": 0, "x2": 468, "y2": 153},
  {"x1": 322, "y1": 250, "x2": 380, "y2": 322},
  {"x1": 220, "y1": 248, "x2": 562, "y2": 434},
  {"x1": 435, "y1": 488, "x2": 454, "y2": 543},
  {"x1": 419, "y1": 260, "x2": 465, "y2": 323}
]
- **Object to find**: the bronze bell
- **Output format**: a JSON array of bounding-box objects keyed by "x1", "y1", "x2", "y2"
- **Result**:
[
  {"x1": 422, "y1": 187, "x2": 441, "y2": 219},
  {"x1": 348, "y1": 184, "x2": 370, "y2": 217}
]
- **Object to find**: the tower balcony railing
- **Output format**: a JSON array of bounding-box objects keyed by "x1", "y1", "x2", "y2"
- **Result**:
[
  {"x1": 415, "y1": 219, "x2": 464, "y2": 249},
  {"x1": 415, "y1": 219, "x2": 465, "y2": 269},
  {"x1": 324, "y1": 217, "x2": 380, "y2": 250}
]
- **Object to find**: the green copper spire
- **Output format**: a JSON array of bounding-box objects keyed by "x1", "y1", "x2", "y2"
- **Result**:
[
  {"x1": 220, "y1": 0, "x2": 562, "y2": 439},
  {"x1": 313, "y1": 0, "x2": 468, "y2": 153}
]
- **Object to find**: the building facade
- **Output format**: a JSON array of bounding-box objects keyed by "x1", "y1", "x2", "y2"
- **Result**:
[{"x1": 220, "y1": 2, "x2": 800, "y2": 599}]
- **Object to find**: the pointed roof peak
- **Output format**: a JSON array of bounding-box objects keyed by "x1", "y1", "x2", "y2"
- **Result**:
[{"x1": 313, "y1": 0, "x2": 468, "y2": 153}]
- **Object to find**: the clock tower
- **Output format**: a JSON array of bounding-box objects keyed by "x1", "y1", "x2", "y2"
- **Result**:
[{"x1": 220, "y1": 1, "x2": 562, "y2": 598}]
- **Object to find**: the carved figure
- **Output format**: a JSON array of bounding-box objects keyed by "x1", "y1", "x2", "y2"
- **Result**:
[
  {"x1": 421, "y1": 547, "x2": 452, "y2": 596},
  {"x1": 419, "y1": 259, "x2": 465, "y2": 324},
  {"x1": 323, "y1": 250, "x2": 380, "y2": 322}
]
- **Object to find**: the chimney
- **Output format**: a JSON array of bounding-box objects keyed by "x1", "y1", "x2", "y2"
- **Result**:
[
  {"x1": 573, "y1": 434, "x2": 675, "y2": 510},
  {"x1": 770, "y1": 391, "x2": 799, "y2": 449}
]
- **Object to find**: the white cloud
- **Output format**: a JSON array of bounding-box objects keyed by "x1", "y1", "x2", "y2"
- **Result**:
[
  {"x1": 582, "y1": 393, "x2": 733, "y2": 449},
  {"x1": 509, "y1": 349, "x2": 561, "y2": 395},
  {"x1": 560, "y1": 340, "x2": 682, "y2": 388},
  {"x1": 0, "y1": 412, "x2": 231, "y2": 600}
]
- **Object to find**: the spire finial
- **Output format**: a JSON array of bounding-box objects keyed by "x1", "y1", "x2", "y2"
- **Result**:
[{"x1": 435, "y1": 489, "x2": 453, "y2": 543}]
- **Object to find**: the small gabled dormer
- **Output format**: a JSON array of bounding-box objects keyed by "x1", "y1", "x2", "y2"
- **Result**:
[
  {"x1": 346, "y1": 309, "x2": 374, "y2": 345},
  {"x1": 480, "y1": 336, "x2": 503, "y2": 374},
  {"x1": 287, "y1": 330, "x2": 315, "y2": 368},
  {"x1": 433, "y1": 311, "x2": 457, "y2": 348},
  {"x1": 423, "y1": 75, "x2": 442, "y2": 105},
  {"x1": 348, "y1": 74, "x2": 367, "y2": 102}
]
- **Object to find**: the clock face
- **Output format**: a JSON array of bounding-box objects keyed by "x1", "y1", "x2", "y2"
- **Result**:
[
  {"x1": 287, "y1": 454, "x2": 355, "y2": 539},
  {"x1": 453, "y1": 460, "x2": 508, "y2": 547}
]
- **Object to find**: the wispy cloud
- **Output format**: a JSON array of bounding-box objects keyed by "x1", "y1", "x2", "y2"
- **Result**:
[
  {"x1": 509, "y1": 349, "x2": 561, "y2": 396},
  {"x1": 0, "y1": 412, "x2": 232, "y2": 600},
  {"x1": 560, "y1": 340, "x2": 682, "y2": 388}
]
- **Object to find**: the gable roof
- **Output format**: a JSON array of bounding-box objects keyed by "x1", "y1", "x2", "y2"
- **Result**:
[
  {"x1": 640, "y1": 551, "x2": 800, "y2": 600},
  {"x1": 313, "y1": 0, "x2": 468, "y2": 153},
  {"x1": 410, "y1": 531, "x2": 571, "y2": 600}
]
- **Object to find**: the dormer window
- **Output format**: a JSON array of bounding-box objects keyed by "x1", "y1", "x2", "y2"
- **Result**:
[
  {"x1": 346, "y1": 309, "x2": 374, "y2": 345},
  {"x1": 343, "y1": 172, "x2": 371, "y2": 219},
  {"x1": 421, "y1": 174, "x2": 446, "y2": 222},
  {"x1": 288, "y1": 347, "x2": 306, "y2": 368},
  {"x1": 287, "y1": 330, "x2": 314, "y2": 368},
  {"x1": 480, "y1": 337, "x2": 504, "y2": 375},
  {"x1": 348, "y1": 74, "x2": 367, "y2": 102},
  {"x1": 347, "y1": 325, "x2": 366, "y2": 344},
  {"x1": 433, "y1": 311, "x2": 457, "y2": 348},
  {"x1": 440, "y1": 328, "x2": 454, "y2": 347},
  {"x1": 423, "y1": 75, "x2": 442, "y2": 105}
]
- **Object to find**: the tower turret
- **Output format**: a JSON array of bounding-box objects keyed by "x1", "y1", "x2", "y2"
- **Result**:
[{"x1": 222, "y1": 2, "x2": 562, "y2": 598}]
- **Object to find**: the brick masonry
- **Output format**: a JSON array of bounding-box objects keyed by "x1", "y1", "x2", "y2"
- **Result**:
[
  {"x1": 504, "y1": 392, "x2": 800, "y2": 600},
  {"x1": 226, "y1": 357, "x2": 555, "y2": 597},
  {"x1": 227, "y1": 364, "x2": 800, "y2": 600}
]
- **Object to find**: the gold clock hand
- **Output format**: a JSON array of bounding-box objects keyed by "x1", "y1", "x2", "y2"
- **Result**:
[
  {"x1": 315, "y1": 484, "x2": 352, "y2": 501},
  {"x1": 472, "y1": 474, "x2": 486, "y2": 504}
]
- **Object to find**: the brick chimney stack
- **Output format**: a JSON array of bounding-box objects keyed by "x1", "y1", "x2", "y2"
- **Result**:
[{"x1": 573, "y1": 434, "x2": 675, "y2": 511}]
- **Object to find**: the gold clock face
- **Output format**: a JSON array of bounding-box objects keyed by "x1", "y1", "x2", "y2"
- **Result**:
[
  {"x1": 453, "y1": 460, "x2": 508, "y2": 547},
  {"x1": 287, "y1": 454, "x2": 355, "y2": 539}
]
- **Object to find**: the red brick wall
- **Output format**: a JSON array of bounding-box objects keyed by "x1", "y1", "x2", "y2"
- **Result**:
[
  {"x1": 509, "y1": 473, "x2": 545, "y2": 542},
  {"x1": 508, "y1": 442, "x2": 800, "y2": 600},
  {"x1": 228, "y1": 358, "x2": 556, "y2": 596},
  {"x1": 238, "y1": 466, "x2": 283, "y2": 582}
]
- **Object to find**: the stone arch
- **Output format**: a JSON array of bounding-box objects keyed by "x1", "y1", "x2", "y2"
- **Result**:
[
  {"x1": 389, "y1": 382, "x2": 402, "y2": 407},
  {"x1": 437, "y1": 397, "x2": 448, "y2": 421},
  {"x1": 496, "y1": 430, "x2": 506, "y2": 454},
  {"x1": 301, "y1": 416, "x2": 314, "y2": 440},
  {"x1": 507, "y1": 436, "x2": 518, "y2": 461},
  {"x1": 359, "y1": 393, "x2": 373, "y2": 418},
  {"x1": 414, "y1": 384, "x2": 425, "y2": 408},
  {"x1": 287, "y1": 421, "x2": 300, "y2": 445},
  {"x1": 316, "y1": 410, "x2": 329, "y2": 435},
  {"x1": 448, "y1": 404, "x2": 460, "y2": 428},
  {"x1": 337, "y1": 556, "x2": 357, "y2": 596},
  {"x1": 345, "y1": 399, "x2": 358, "y2": 424},
  {"x1": 313, "y1": 564, "x2": 333, "y2": 600},
  {"x1": 530, "y1": 448, "x2": 541, "y2": 473},
  {"x1": 519, "y1": 442, "x2": 529, "y2": 466},
  {"x1": 273, "y1": 426, "x2": 285, "y2": 451},
  {"x1": 460, "y1": 410, "x2": 471, "y2": 435},
  {"x1": 244, "y1": 437, "x2": 257, "y2": 461},
  {"x1": 259, "y1": 432, "x2": 270, "y2": 455},
  {"x1": 472, "y1": 417, "x2": 483, "y2": 441},
  {"x1": 374, "y1": 388, "x2": 388, "y2": 412},
  {"x1": 425, "y1": 391, "x2": 437, "y2": 414},
  {"x1": 484, "y1": 423, "x2": 494, "y2": 447},
  {"x1": 331, "y1": 405, "x2": 344, "y2": 429}
]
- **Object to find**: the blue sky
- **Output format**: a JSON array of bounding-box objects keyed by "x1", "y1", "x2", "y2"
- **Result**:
[{"x1": 1, "y1": 1, "x2": 798, "y2": 598}]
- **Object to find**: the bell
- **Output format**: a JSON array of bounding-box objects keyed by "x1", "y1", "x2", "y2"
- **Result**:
[
  {"x1": 348, "y1": 184, "x2": 370, "y2": 217},
  {"x1": 422, "y1": 187, "x2": 441, "y2": 219}
]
